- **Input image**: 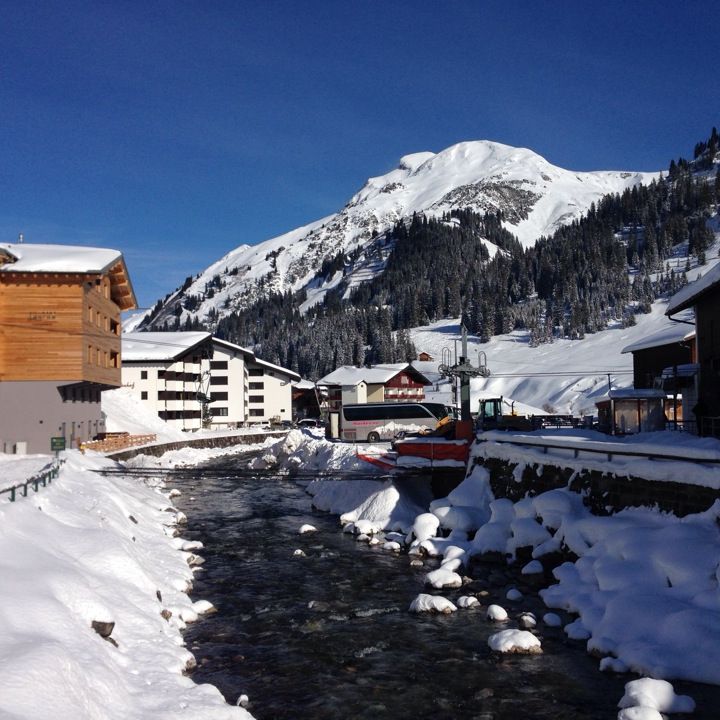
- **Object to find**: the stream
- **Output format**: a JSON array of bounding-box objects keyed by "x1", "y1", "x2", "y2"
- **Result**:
[{"x1": 169, "y1": 454, "x2": 719, "y2": 719}]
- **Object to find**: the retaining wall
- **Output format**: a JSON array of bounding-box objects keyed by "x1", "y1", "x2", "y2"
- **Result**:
[
  {"x1": 107, "y1": 431, "x2": 287, "y2": 462},
  {"x1": 478, "y1": 456, "x2": 720, "y2": 517}
]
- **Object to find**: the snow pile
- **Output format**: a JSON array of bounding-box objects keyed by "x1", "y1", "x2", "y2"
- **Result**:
[
  {"x1": 445, "y1": 463, "x2": 720, "y2": 685},
  {"x1": 617, "y1": 678, "x2": 695, "y2": 718},
  {"x1": 102, "y1": 386, "x2": 186, "y2": 442},
  {"x1": 0, "y1": 451, "x2": 252, "y2": 720}
]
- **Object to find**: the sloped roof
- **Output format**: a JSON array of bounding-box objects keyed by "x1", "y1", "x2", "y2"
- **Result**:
[
  {"x1": 0, "y1": 242, "x2": 122, "y2": 274},
  {"x1": 212, "y1": 337, "x2": 300, "y2": 381},
  {"x1": 666, "y1": 261, "x2": 720, "y2": 315},
  {"x1": 0, "y1": 242, "x2": 137, "y2": 310},
  {"x1": 621, "y1": 322, "x2": 695, "y2": 354},
  {"x1": 122, "y1": 332, "x2": 211, "y2": 362},
  {"x1": 318, "y1": 363, "x2": 430, "y2": 386},
  {"x1": 249, "y1": 356, "x2": 301, "y2": 381}
]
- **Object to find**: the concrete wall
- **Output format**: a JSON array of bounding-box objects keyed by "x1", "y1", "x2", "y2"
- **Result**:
[
  {"x1": 0, "y1": 381, "x2": 104, "y2": 454},
  {"x1": 477, "y1": 455, "x2": 720, "y2": 518}
]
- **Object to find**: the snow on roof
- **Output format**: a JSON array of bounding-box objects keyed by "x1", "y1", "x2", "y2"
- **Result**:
[
  {"x1": 319, "y1": 363, "x2": 428, "y2": 386},
  {"x1": 666, "y1": 260, "x2": 720, "y2": 315},
  {"x1": 607, "y1": 388, "x2": 667, "y2": 400},
  {"x1": 293, "y1": 379, "x2": 316, "y2": 390},
  {"x1": 621, "y1": 321, "x2": 695, "y2": 353},
  {"x1": 122, "y1": 332, "x2": 211, "y2": 362},
  {"x1": 0, "y1": 242, "x2": 122, "y2": 274},
  {"x1": 211, "y1": 337, "x2": 254, "y2": 357},
  {"x1": 249, "y1": 356, "x2": 301, "y2": 381}
]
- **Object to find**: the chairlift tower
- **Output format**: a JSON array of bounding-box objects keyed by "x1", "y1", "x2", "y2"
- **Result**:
[{"x1": 439, "y1": 325, "x2": 490, "y2": 437}]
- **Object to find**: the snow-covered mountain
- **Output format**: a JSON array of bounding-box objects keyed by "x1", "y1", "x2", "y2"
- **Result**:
[{"x1": 143, "y1": 140, "x2": 657, "y2": 329}]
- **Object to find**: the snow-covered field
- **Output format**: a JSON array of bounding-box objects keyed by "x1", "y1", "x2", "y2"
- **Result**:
[{"x1": 414, "y1": 240, "x2": 719, "y2": 416}]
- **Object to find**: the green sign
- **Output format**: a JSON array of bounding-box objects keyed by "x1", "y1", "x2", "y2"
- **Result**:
[{"x1": 50, "y1": 436, "x2": 66, "y2": 452}]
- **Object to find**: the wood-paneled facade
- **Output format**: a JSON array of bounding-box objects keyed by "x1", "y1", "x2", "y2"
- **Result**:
[
  {"x1": 0, "y1": 271, "x2": 129, "y2": 385},
  {"x1": 666, "y1": 265, "x2": 720, "y2": 437},
  {"x1": 0, "y1": 245, "x2": 135, "y2": 453}
]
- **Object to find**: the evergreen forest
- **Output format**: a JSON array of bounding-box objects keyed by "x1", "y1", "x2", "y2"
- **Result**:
[{"x1": 146, "y1": 129, "x2": 720, "y2": 380}]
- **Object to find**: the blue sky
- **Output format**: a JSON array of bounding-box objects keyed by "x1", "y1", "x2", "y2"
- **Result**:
[{"x1": 2, "y1": 0, "x2": 719, "y2": 307}]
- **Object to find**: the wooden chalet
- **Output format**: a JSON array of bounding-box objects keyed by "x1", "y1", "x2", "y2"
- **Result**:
[
  {"x1": 667, "y1": 263, "x2": 720, "y2": 437},
  {"x1": 621, "y1": 322, "x2": 696, "y2": 429},
  {"x1": 318, "y1": 363, "x2": 431, "y2": 412},
  {"x1": 0, "y1": 242, "x2": 136, "y2": 452}
]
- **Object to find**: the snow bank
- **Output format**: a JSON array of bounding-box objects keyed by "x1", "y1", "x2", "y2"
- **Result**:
[
  {"x1": 102, "y1": 387, "x2": 186, "y2": 442},
  {"x1": 0, "y1": 451, "x2": 252, "y2": 720},
  {"x1": 453, "y1": 461, "x2": 720, "y2": 685}
]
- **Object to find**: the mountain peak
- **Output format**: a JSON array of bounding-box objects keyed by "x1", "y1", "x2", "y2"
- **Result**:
[{"x1": 142, "y1": 139, "x2": 657, "y2": 331}]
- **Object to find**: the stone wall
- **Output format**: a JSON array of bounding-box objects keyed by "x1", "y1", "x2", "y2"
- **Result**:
[
  {"x1": 107, "y1": 431, "x2": 287, "y2": 462},
  {"x1": 479, "y1": 456, "x2": 720, "y2": 517}
]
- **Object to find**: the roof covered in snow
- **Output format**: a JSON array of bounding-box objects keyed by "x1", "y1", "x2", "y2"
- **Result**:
[
  {"x1": 122, "y1": 331, "x2": 301, "y2": 379},
  {"x1": 621, "y1": 322, "x2": 695, "y2": 353},
  {"x1": 122, "y1": 332, "x2": 211, "y2": 362},
  {"x1": 0, "y1": 242, "x2": 137, "y2": 310},
  {"x1": 318, "y1": 363, "x2": 430, "y2": 387},
  {"x1": 0, "y1": 242, "x2": 123, "y2": 274},
  {"x1": 608, "y1": 388, "x2": 667, "y2": 400},
  {"x1": 667, "y1": 261, "x2": 720, "y2": 315},
  {"x1": 249, "y1": 356, "x2": 301, "y2": 381}
]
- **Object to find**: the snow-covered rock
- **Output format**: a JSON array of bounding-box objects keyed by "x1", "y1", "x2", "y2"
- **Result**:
[
  {"x1": 409, "y1": 594, "x2": 457, "y2": 614},
  {"x1": 425, "y1": 567, "x2": 463, "y2": 590},
  {"x1": 486, "y1": 604, "x2": 508, "y2": 621},
  {"x1": 488, "y1": 629, "x2": 542, "y2": 654}
]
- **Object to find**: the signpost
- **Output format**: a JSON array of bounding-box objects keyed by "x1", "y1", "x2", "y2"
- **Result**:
[{"x1": 50, "y1": 436, "x2": 66, "y2": 457}]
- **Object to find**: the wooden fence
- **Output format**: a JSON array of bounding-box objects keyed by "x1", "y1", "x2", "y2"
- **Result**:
[{"x1": 80, "y1": 433, "x2": 157, "y2": 454}]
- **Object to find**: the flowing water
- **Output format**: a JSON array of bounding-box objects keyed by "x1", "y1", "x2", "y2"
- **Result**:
[{"x1": 169, "y1": 456, "x2": 720, "y2": 720}]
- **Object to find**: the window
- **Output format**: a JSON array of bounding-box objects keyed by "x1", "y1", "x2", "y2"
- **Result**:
[
  {"x1": 249, "y1": 382, "x2": 264, "y2": 390},
  {"x1": 249, "y1": 395, "x2": 264, "y2": 404},
  {"x1": 249, "y1": 409, "x2": 263, "y2": 417},
  {"x1": 210, "y1": 407, "x2": 229, "y2": 416},
  {"x1": 141, "y1": 391, "x2": 148, "y2": 400},
  {"x1": 210, "y1": 376, "x2": 228, "y2": 385},
  {"x1": 210, "y1": 392, "x2": 228, "y2": 401},
  {"x1": 249, "y1": 368, "x2": 263, "y2": 377},
  {"x1": 210, "y1": 360, "x2": 228, "y2": 370},
  {"x1": 141, "y1": 370, "x2": 148, "y2": 380}
]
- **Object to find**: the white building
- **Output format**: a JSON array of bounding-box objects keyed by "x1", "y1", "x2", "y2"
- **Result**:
[{"x1": 120, "y1": 332, "x2": 299, "y2": 430}]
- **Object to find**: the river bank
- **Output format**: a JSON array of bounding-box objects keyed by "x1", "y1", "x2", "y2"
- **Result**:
[{"x1": 0, "y1": 450, "x2": 254, "y2": 720}]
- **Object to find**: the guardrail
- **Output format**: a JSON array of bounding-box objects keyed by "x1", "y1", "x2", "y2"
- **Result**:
[
  {"x1": 481, "y1": 434, "x2": 720, "y2": 465},
  {"x1": 0, "y1": 459, "x2": 65, "y2": 503}
]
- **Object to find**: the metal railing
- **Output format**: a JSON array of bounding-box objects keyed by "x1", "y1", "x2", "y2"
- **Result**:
[
  {"x1": 0, "y1": 459, "x2": 65, "y2": 503},
  {"x1": 481, "y1": 434, "x2": 720, "y2": 465}
]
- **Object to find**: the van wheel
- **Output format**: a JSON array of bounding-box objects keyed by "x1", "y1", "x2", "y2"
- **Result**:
[{"x1": 367, "y1": 432, "x2": 380, "y2": 443}]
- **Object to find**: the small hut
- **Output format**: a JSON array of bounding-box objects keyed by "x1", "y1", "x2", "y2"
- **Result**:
[{"x1": 596, "y1": 389, "x2": 667, "y2": 435}]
